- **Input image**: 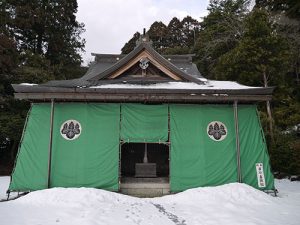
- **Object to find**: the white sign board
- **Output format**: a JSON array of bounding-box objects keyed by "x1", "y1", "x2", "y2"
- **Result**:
[{"x1": 256, "y1": 163, "x2": 266, "y2": 188}]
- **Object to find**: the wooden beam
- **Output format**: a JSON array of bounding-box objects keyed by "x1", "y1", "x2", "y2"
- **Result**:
[
  {"x1": 108, "y1": 50, "x2": 182, "y2": 81},
  {"x1": 14, "y1": 92, "x2": 273, "y2": 102}
]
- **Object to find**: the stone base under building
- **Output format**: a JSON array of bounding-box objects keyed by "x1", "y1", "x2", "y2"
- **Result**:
[{"x1": 120, "y1": 177, "x2": 170, "y2": 197}]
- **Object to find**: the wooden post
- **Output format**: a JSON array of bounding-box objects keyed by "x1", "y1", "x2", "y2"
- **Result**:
[
  {"x1": 234, "y1": 100, "x2": 242, "y2": 183},
  {"x1": 47, "y1": 99, "x2": 55, "y2": 188},
  {"x1": 168, "y1": 104, "x2": 171, "y2": 182},
  {"x1": 118, "y1": 105, "x2": 122, "y2": 191}
]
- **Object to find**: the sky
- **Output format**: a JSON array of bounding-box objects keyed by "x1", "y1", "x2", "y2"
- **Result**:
[{"x1": 76, "y1": 0, "x2": 209, "y2": 65}]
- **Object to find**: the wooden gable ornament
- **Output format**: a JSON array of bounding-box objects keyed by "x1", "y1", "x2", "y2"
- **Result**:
[{"x1": 88, "y1": 33, "x2": 203, "y2": 84}]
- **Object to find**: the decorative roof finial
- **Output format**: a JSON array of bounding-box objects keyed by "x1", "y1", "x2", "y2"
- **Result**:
[{"x1": 136, "y1": 28, "x2": 152, "y2": 47}]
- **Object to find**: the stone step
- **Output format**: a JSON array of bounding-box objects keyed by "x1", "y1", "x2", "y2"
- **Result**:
[
  {"x1": 120, "y1": 187, "x2": 170, "y2": 198},
  {"x1": 120, "y1": 177, "x2": 170, "y2": 197}
]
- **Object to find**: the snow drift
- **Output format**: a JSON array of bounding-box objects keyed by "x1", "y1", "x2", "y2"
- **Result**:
[{"x1": 0, "y1": 179, "x2": 300, "y2": 225}]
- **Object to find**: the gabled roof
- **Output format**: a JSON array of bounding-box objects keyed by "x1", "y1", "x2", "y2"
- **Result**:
[
  {"x1": 87, "y1": 42, "x2": 203, "y2": 84},
  {"x1": 11, "y1": 36, "x2": 274, "y2": 102},
  {"x1": 39, "y1": 41, "x2": 204, "y2": 88}
]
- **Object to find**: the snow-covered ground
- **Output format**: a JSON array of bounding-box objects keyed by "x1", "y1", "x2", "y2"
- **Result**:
[{"x1": 0, "y1": 177, "x2": 299, "y2": 225}]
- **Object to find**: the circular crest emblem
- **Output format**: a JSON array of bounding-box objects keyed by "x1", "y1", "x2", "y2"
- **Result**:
[
  {"x1": 207, "y1": 121, "x2": 227, "y2": 141},
  {"x1": 60, "y1": 120, "x2": 81, "y2": 140}
]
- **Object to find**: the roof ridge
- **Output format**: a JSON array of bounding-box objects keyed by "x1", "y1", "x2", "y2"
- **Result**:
[{"x1": 87, "y1": 42, "x2": 204, "y2": 84}]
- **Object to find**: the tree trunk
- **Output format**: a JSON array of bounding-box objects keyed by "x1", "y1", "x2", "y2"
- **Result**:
[
  {"x1": 10, "y1": 140, "x2": 18, "y2": 165},
  {"x1": 263, "y1": 68, "x2": 275, "y2": 143},
  {"x1": 296, "y1": 61, "x2": 299, "y2": 85},
  {"x1": 36, "y1": 33, "x2": 43, "y2": 54}
]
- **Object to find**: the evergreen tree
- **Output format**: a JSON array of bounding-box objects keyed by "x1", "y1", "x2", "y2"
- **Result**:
[
  {"x1": 194, "y1": 0, "x2": 250, "y2": 79},
  {"x1": 256, "y1": 0, "x2": 300, "y2": 86},
  {"x1": 121, "y1": 32, "x2": 141, "y2": 54},
  {"x1": 0, "y1": 0, "x2": 86, "y2": 174},
  {"x1": 7, "y1": 0, "x2": 85, "y2": 79},
  {"x1": 0, "y1": 1, "x2": 24, "y2": 171},
  {"x1": 166, "y1": 17, "x2": 183, "y2": 49},
  {"x1": 181, "y1": 16, "x2": 200, "y2": 48},
  {"x1": 0, "y1": 35, "x2": 17, "y2": 78},
  {"x1": 215, "y1": 9, "x2": 289, "y2": 85},
  {"x1": 120, "y1": 16, "x2": 201, "y2": 55},
  {"x1": 256, "y1": 0, "x2": 300, "y2": 19},
  {"x1": 147, "y1": 21, "x2": 168, "y2": 53},
  {"x1": 253, "y1": 0, "x2": 300, "y2": 175},
  {"x1": 215, "y1": 9, "x2": 293, "y2": 162},
  {"x1": 164, "y1": 16, "x2": 200, "y2": 55},
  {"x1": 2, "y1": 0, "x2": 86, "y2": 68}
]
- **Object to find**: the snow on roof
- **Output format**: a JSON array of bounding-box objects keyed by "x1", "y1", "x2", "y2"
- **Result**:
[
  {"x1": 20, "y1": 83, "x2": 38, "y2": 86},
  {"x1": 89, "y1": 80, "x2": 261, "y2": 90}
]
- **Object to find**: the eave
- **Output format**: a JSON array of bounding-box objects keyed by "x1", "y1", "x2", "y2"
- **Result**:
[{"x1": 12, "y1": 84, "x2": 274, "y2": 103}]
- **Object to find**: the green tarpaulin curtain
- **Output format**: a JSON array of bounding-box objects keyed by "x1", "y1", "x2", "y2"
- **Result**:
[
  {"x1": 50, "y1": 103, "x2": 120, "y2": 190},
  {"x1": 238, "y1": 105, "x2": 274, "y2": 190},
  {"x1": 10, "y1": 103, "x2": 274, "y2": 192},
  {"x1": 170, "y1": 104, "x2": 237, "y2": 192},
  {"x1": 10, "y1": 104, "x2": 51, "y2": 191},
  {"x1": 120, "y1": 104, "x2": 168, "y2": 143},
  {"x1": 10, "y1": 103, "x2": 120, "y2": 191}
]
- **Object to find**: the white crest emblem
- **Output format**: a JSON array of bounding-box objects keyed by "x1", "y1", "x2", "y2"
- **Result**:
[
  {"x1": 60, "y1": 120, "x2": 81, "y2": 140},
  {"x1": 207, "y1": 121, "x2": 227, "y2": 141}
]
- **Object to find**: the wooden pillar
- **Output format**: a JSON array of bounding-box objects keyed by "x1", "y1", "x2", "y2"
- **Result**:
[
  {"x1": 168, "y1": 104, "x2": 171, "y2": 181},
  {"x1": 118, "y1": 104, "x2": 122, "y2": 191},
  {"x1": 234, "y1": 100, "x2": 242, "y2": 183},
  {"x1": 47, "y1": 99, "x2": 55, "y2": 188}
]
